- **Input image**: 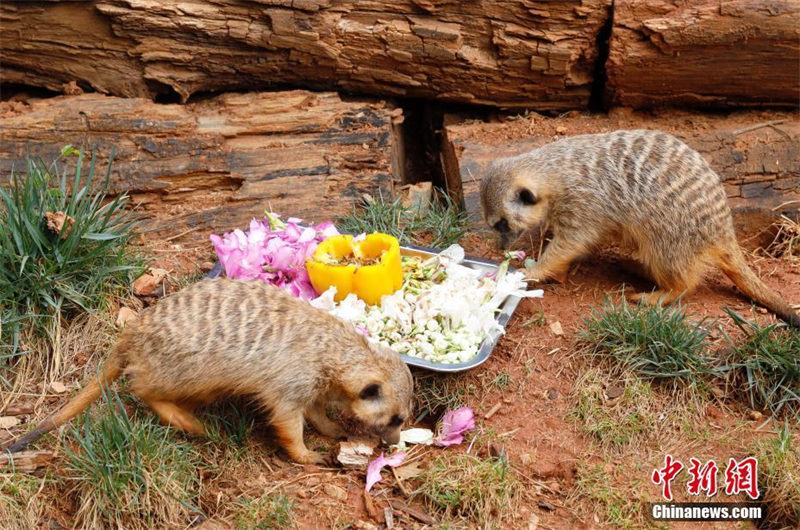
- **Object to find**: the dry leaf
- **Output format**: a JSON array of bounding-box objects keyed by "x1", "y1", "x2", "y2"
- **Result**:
[
  {"x1": 44, "y1": 211, "x2": 75, "y2": 239},
  {"x1": 49, "y1": 381, "x2": 67, "y2": 393},
  {"x1": 549, "y1": 321, "x2": 564, "y2": 336},
  {"x1": 0, "y1": 416, "x2": 21, "y2": 429},
  {"x1": 322, "y1": 484, "x2": 348, "y2": 501},
  {"x1": 133, "y1": 267, "x2": 169, "y2": 296},
  {"x1": 393, "y1": 461, "x2": 424, "y2": 481},
  {"x1": 116, "y1": 307, "x2": 139, "y2": 327}
]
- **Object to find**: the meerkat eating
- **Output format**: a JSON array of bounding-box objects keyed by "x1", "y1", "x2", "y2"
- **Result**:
[
  {"x1": 4, "y1": 278, "x2": 414, "y2": 464},
  {"x1": 480, "y1": 129, "x2": 799, "y2": 328}
]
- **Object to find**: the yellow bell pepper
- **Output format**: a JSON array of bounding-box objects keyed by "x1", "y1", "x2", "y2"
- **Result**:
[{"x1": 306, "y1": 233, "x2": 403, "y2": 305}]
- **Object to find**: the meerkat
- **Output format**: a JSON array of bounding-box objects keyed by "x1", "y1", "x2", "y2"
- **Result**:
[
  {"x1": 3, "y1": 278, "x2": 414, "y2": 464},
  {"x1": 480, "y1": 129, "x2": 800, "y2": 328}
]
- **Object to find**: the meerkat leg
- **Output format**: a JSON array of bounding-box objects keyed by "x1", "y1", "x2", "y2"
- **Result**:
[
  {"x1": 526, "y1": 235, "x2": 592, "y2": 284},
  {"x1": 144, "y1": 399, "x2": 206, "y2": 435},
  {"x1": 305, "y1": 401, "x2": 346, "y2": 439},
  {"x1": 628, "y1": 257, "x2": 704, "y2": 307},
  {"x1": 270, "y1": 404, "x2": 327, "y2": 465}
]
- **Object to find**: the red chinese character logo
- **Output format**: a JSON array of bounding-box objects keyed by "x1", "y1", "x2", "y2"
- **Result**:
[
  {"x1": 687, "y1": 458, "x2": 718, "y2": 497},
  {"x1": 724, "y1": 457, "x2": 760, "y2": 500},
  {"x1": 652, "y1": 454, "x2": 684, "y2": 501}
]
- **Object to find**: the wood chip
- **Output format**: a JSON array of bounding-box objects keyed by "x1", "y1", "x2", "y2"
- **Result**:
[
  {"x1": 0, "y1": 450, "x2": 54, "y2": 473},
  {"x1": 484, "y1": 402, "x2": 502, "y2": 419},
  {"x1": 337, "y1": 439, "x2": 376, "y2": 468},
  {"x1": 549, "y1": 321, "x2": 564, "y2": 336},
  {"x1": 384, "y1": 507, "x2": 394, "y2": 529},
  {"x1": 387, "y1": 500, "x2": 436, "y2": 525},
  {"x1": 0, "y1": 416, "x2": 21, "y2": 429},
  {"x1": 1, "y1": 403, "x2": 34, "y2": 416}
]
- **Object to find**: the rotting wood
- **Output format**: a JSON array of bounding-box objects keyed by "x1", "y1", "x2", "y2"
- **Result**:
[
  {"x1": 606, "y1": 0, "x2": 800, "y2": 108},
  {"x1": 0, "y1": 450, "x2": 54, "y2": 473},
  {"x1": 0, "y1": 91, "x2": 397, "y2": 237},
  {"x1": 1, "y1": 0, "x2": 612, "y2": 109}
]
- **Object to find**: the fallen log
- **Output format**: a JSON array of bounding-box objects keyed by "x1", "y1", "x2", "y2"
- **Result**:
[
  {"x1": 1, "y1": 0, "x2": 611, "y2": 109},
  {"x1": 606, "y1": 0, "x2": 800, "y2": 108},
  {"x1": 0, "y1": 450, "x2": 54, "y2": 474},
  {"x1": 0, "y1": 90, "x2": 398, "y2": 236}
]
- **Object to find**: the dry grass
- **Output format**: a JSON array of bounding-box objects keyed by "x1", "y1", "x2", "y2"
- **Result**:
[
  {"x1": 763, "y1": 209, "x2": 800, "y2": 263},
  {"x1": 415, "y1": 452, "x2": 521, "y2": 529},
  {"x1": 571, "y1": 461, "x2": 649, "y2": 529},
  {"x1": 0, "y1": 473, "x2": 52, "y2": 530},
  {"x1": 754, "y1": 424, "x2": 800, "y2": 528}
]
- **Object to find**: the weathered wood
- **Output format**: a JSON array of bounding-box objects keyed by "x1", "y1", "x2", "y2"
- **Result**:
[
  {"x1": 1, "y1": 0, "x2": 611, "y2": 110},
  {"x1": 445, "y1": 109, "x2": 800, "y2": 245},
  {"x1": 606, "y1": 0, "x2": 800, "y2": 108},
  {"x1": 0, "y1": 91, "x2": 397, "y2": 235},
  {"x1": 0, "y1": 450, "x2": 54, "y2": 473}
]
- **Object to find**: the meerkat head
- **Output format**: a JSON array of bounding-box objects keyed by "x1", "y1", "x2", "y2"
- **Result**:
[
  {"x1": 480, "y1": 157, "x2": 551, "y2": 250},
  {"x1": 342, "y1": 341, "x2": 413, "y2": 445}
]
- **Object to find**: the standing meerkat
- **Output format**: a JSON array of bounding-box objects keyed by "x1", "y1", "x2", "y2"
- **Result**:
[
  {"x1": 480, "y1": 129, "x2": 800, "y2": 328},
  {"x1": 4, "y1": 278, "x2": 414, "y2": 464}
]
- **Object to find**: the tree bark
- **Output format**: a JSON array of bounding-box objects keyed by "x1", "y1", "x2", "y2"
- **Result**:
[
  {"x1": 606, "y1": 0, "x2": 800, "y2": 108},
  {"x1": 1, "y1": 0, "x2": 611, "y2": 110},
  {"x1": 0, "y1": 91, "x2": 399, "y2": 235}
]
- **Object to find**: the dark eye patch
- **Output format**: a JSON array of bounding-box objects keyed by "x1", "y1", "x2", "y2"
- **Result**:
[
  {"x1": 518, "y1": 188, "x2": 537, "y2": 205},
  {"x1": 493, "y1": 218, "x2": 510, "y2": 233},
  {"x1": 387, "y1": 415, "x2": 404, "y2": 428},
  {"x1": 360, "y1": 383, "x2": 381, "y2": 400}
]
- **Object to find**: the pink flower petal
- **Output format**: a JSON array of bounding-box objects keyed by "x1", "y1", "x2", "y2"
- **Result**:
[
  {"x1": 365, "y1": 451, "x2": 407, "y2": 492},
  {"x1": 434, "y1": 407, "x2": 475, "y2": 447}
]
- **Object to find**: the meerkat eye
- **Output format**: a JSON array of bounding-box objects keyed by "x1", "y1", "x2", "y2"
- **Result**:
[
  {"x1": 387, "y1": 415, "x2": 404, "y2": 427},
  {"x1": 493, "y1": 218, "x2": 510, "y2": 233},
  {"x1": 359, "y1": 383, "x2": 382, "y2": 400},
  {"x1": 518, "y1": 188, "x2": 537, "y2": 205}
]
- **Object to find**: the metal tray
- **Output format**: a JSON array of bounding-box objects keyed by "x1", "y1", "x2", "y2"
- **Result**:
[{"x1": 206, "y1": 241, "x2": 523, "y2": 373}]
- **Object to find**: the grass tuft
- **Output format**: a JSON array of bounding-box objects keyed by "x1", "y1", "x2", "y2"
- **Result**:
[
  {"x1": 754, "y1": 424, "x2": 800, "y2": 527},
  {"x1": 412, "y1": 372, "x2": 476, "y2": 424},
  {"x1": 719, "y1": 309, "x2": 800, "y2": 417},
  {"x1": 416, "y1": 452, "x2": 519, "y2": 528},
  {"x1": 336, "y1": 191, "x2": 468, "y2": 249},
  {"x1": 570, "y1": 369, "x2": 656, "y2": 450},
  {"x1": 579, "y1": 297, "x2": 711, "y2": 384},
  {"x1": 0, "y1": 148, "x2": 143, "y2": 387},
  {"x1": 64, "y1": 386, "x2": 202, "y2": 529},
  {"x1": 235, "y1": 492, "x2": 294, "y2": 529},
  {"x1": 763, "y1": 211, "x2": 800, "y2": 263},
  {"x1": 572, "y1": 462, "x2": 645, "y2": 529}
]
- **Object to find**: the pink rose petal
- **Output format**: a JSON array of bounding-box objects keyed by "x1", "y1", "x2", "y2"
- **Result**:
[
  {"x1": 365, "y1": 451, "x2": 407, "y2": 492},
  {"x1": 434, "y1": 407, "x2": 475, "y2": 447}
]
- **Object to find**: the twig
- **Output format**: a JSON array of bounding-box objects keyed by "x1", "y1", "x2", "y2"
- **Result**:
[
  {"x1": 484, "y1": 402, "x2": 502, "y2": 419},
  {"x1": 733, "y1": 120, "x2": 787, "y2": 136},
  {"x1": 391, "y1": 465, "x2": 411, "y2": 497},
  {"x1": 164, "y1": 227, "x2": 199, "y2": 242},
  {"x1": 387, "y1": 500, "x2": 436, "y2": 525}
]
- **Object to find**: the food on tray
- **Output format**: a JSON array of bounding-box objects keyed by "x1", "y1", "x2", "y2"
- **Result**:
[
  {"x1": 211, "y1": 213, "x2": 544, "y2": 366},
  {"x1": 306, "y1": 233, "x2": 403, "y2": 305}
]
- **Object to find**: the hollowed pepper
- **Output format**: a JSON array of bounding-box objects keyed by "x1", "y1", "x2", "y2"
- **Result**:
[{"x1": 306, "y1": 233, "x2": 403, "y2": 305}]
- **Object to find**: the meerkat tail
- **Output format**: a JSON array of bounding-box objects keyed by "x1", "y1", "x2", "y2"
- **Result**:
[
  {"x1": 715, "y1": 245, "x2": 800, "y2": 328},
  {"x1": 2, "y1": 352, "x2": 125, "y2": 453}
]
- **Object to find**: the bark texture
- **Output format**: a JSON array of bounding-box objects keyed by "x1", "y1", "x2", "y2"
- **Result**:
[
  {"x1": 0, "y1": 91, "x2": 398, "y2": 234},
  {"x1": 0, "y1": 0, "x2": 611, "y2": 109},
  {"x1": 606, "y1": 0, "x2": 800, "y2": 108}
]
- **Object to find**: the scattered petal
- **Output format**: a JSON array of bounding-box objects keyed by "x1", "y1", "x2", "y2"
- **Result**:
[
  {"x1": 365, "y1": 451, "x2": 407, "y2": 492},
  {"x1": 399, "y1": 428, "x2": 434, "y2": 446},
  {"x1": 435, "y1": 407, "x2": 475, "y2": 447},
  {"x1": 504, "y1": 250, "x2": 526, "y2": 261}
]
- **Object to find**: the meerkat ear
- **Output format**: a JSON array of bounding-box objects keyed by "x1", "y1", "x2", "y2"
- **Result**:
[
  {"x1": 359, "y1": 383, "x2": 382, "y2": 400},
  {"x1": 517, "y1": 188, "x2": 537, "y2": 205}
]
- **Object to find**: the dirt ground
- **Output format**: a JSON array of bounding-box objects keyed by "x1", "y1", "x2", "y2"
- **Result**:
[{"x1": 2, "y1": 108, "x2": 799, "y2": 530}]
